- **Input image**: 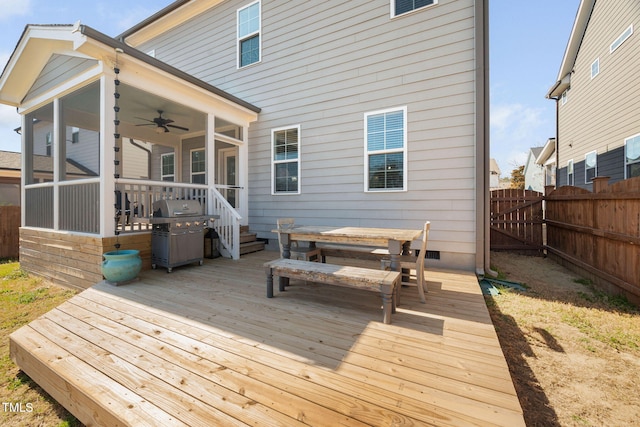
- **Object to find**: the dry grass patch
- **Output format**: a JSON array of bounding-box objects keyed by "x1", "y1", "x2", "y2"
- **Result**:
[
  {"x1": 0, "y1": 260, "x2": 82, "y2": 427},
  {"x1": 488, "y1": 252, "x2": 640, "y2": 427}
]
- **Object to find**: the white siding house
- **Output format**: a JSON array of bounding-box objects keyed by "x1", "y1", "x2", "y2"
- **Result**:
[{"x1": 0, "y1": 0, "x2": 490, "y2": 287}]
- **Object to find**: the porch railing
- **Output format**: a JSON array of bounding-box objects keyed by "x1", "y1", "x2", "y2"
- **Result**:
[
  {"x1": 116, "y1": 179, "x2": 208, "y2": 233},
  {"x1": 116, "y1": 179, "x2": 242, "y2": 260},
  {"x1": 210, "y1": 187, "x2": 242, "y2": 260}
]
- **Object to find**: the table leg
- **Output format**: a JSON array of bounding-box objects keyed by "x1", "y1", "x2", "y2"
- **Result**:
[
  {"x1": 266, "y1": 267, "x2": 274, "y2": 298},
  {"x1": 281, "y1": 234, "x2": 291, "y2": 287}
]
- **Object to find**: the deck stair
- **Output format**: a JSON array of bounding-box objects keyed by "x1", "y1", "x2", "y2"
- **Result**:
[{"x1": 239, "y1": 225, "x2": 265, "y2": 255}]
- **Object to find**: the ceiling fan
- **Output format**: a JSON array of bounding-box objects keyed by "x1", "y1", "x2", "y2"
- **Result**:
[{"x1": 136, "y1": 110, "x2": 189, "y2": 133}]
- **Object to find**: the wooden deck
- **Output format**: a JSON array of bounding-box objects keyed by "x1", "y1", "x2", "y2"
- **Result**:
[{"x1": 10, "y1": 251, "x2": 524, "y2": 426}]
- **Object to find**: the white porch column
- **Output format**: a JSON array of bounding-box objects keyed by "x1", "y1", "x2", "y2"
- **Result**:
[
  {"x1": 100, "y1": 74, "x2": 116, "y2": 237},
  {"x1": 239, "y1": 125, "x2": 249, "y2": 224},
  {"x1": 52, "y1": 98, "x2": 61, "y2": 231},
  {"x1": 206, "y1": 113, "x2": 216, "y2": 215}
]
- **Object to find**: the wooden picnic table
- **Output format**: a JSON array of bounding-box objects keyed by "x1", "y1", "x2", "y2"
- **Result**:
[{"x1": 275, "y1": 225, "x2": 423, "y2": 271}]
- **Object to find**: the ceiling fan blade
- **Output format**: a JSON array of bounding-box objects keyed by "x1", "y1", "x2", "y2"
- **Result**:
[
  {"x1": 167, "y1": 124, "x2": 190, "y2": 131},
  {"x1": 135, "y1": 123, "x2": 155, "y2": 127},
  {"x1": 134, "y1": 117, "x2": 156, "y2": 123}
]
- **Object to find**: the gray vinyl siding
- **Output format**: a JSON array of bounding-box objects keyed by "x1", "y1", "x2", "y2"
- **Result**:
[
  {"x1": 557, "y1": 1, "x2": 640, "y2": 186},
  {"x1": 24, "y1": 54, "x2": 98, "y2": 103},
  {"x1": 135, "y1": 0, "x2": 479, "y2": 268}
]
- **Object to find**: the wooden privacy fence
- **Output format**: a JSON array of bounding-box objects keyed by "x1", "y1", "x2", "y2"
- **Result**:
[
  {"x1": 545, "y1": 177, "x2": 640, "y2": 305},
  {"x1": 0, "y1": 206, "x2": 20, "y2": 259},
  {"x1": 490, "y1": 188, "x2": 544, "y2": 254}
]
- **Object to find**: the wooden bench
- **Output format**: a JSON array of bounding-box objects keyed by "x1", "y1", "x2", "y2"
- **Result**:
[
  {"x1": 264, "y1": 259, "x2": 400, "y2": 324},
  {"x1": 318, "y1": 244, "x2": 390, "y2": 263}
]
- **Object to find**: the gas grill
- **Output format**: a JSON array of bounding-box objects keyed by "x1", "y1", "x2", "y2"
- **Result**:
[{"x1": 150, "y1": 199, "x2": 217, "y2": 272}]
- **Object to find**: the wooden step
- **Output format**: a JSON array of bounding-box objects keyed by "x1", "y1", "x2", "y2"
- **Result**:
[
  {"x1": 240, "y1": 232, "x2": 258, "y2": 244},
  {"x1": 240, "y1": 240, "x2": 265, "y2": 255}
]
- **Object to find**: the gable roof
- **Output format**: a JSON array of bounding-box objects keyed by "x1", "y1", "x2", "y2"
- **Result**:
[
  {"x1": 0, "y1": 23, "x2": 260, "y2": 114},
  {"x1": 546, "y1": 0, "x2": 596, "y2": 99}
]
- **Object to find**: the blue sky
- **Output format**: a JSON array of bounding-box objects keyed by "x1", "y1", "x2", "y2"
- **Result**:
[{"x1": 0, "y1": 0, "x2": 581, "y2": 178}]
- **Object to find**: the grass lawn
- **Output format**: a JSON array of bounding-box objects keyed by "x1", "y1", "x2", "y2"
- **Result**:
[{"x1": 0, "y1": 260, "x2": 82, "y2": 427}]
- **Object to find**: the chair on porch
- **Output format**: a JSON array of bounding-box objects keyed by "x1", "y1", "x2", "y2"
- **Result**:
[
  {"x1": 276, "y1": 218, "x2": 321, "y2": 262},
  {"x1": 114, "y1": 190, "x2": 131, "y2": 225},
  {"x1": 381, "y1": 221, "x2": 430, "y2": 303}
]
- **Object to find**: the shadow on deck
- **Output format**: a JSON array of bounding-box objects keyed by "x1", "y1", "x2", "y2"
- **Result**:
[{"x1": 10, "y1": 251, "x2": 525, "y2": 426}]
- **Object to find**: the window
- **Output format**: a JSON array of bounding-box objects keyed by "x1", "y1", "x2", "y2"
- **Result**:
[
  {"x1": 585, "y1": 151, "x2": 597, "y2": 183},
  {"x1": 161, "y1": 153, "x2": 175, "y2": 182},
  {"x1": 365, "y1": 107, "x2": 407, "y2": 192},
  {"x1": 46, "y1": 132, "x2": 52, "y2": 156},
  {"x1": 625, "y1": 134, "x2": 640, "y2": 178},
  {"x1": 591, "y1": 58, "x2": 599, "y2": 79},
  {"x1": 392, "y1": 0, "x2": 437, "y2": 17},
  {"x1": 567, "y1": 160, "x2": 574, "y2": 186},
  {"x1": 561, "y1": 89, "x2": 568, "y2": 105},
  {"x1": 237, "y1": 1, "x2": 260, "y2": 68},
  {"x1": 71, "y1": 127, "x2": 80, "y2": 144},
  {"x1": 191, "y1": 149, "x2": 206, "y2": 184},
  {"x1": 610, "y1": 24, "x2": 633, "y2": 53},
  {"x1": 272, "y1": 125, "x2": 300, "y2": 194}
]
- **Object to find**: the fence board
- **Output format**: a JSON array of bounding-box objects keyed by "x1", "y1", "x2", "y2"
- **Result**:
[
  {"x1": 545, "y1": 177, "x2": 640, "y2": 305},
  {"x1": 0, "y1": 206, "x2": 20, "y2": 259}
]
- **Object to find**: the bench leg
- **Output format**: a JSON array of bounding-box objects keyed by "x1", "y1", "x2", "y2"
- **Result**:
[
  {"x1": 279, "y1": 276, "x2": 287, "y2": 292},
  {"x1": 266, "y1": 268, "x2": 274, "y2": 298},
  {"x1": 381, "y1": 285, "x2": 394, "y2": 324}
]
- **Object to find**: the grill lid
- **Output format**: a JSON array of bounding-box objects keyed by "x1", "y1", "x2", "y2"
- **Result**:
[{"x1": 153, "y1": 199, "x2": 203, "y2": 217}]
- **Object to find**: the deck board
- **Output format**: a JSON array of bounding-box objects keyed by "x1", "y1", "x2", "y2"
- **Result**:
[{"x1": 10, "y1": 251, "x2": 525, "y2": 426}]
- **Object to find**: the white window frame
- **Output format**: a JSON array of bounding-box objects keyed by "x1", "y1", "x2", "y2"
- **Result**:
[
  {"x1": 161, "y1": 152, "x2": 175, "y2": 182},
  {"x1": 584, "y1": 151, "x2": 597, "y2": 184},
  {"x1": 271, "y1": 125, "x2": 301, "y2": 195},
  {"x1": 190, "y1": 148, "x2": 206, "y2": 184},
  {"x1": 561, "y1": 89, "x2": 568, "y2": 105},
  {"x1": 364, "y1": 106, "x2": 408, "y2": 192},
  {"x1": 237, "y1": 1, "x2": 261, "y2": 69},
  {"x1": 391, "y1": 0, "x2": 438, "y2": 18},
  {"x1": 567, "y1": 159, "x2": 574, "y2": 186},
  {"x1": 624, "y1": 133, "x2": 640, "y2": 179},
  {"x1": 591, "y1": 58, "x2": 599, "y2": 79},
  {"x1": 610, "y1": 24, "x2": 633, "y2": 53}
]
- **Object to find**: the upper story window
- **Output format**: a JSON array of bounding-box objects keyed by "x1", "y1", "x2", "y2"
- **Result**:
[
  {"x1": 191, "y1": 149, "x2": 206, "y2": 184},
  {"x1": 237, "y1": 1, "x2": 261, "y2": 68},
  {"x1": 561, "y1": 89, "x2": 568, "y2": 105},
  {"x1": 591, "y1": 58, "x2": 599, "y2": 79},
  {"x1": 272, "y1": 125, "x2": 300, "y2": 194},
  {"x1": 392, "y1": 0, "x2": 437, "y2": 17},
  {"x1": 585, "y1": 151, "x2": 597, "y2": 183},
  {"x1": 365, "y1": 107, "x2": 407, "y2": 192},
  {"x1": 610, "y1": 24, "x2": 633, "y2": 53},
  {"x1": 161, "y1": 152, "x2": 175, "y2": 182},
  {"x1": 625, "y1": 134, "x2": 640, "y2": 179}
]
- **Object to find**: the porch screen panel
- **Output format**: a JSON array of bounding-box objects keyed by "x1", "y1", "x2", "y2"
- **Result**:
[
  {"x1": 59, "y1": 182, "x2": 100, "y2": 234},
  {"x1": 25, "y1": 187, "x2": 53, "y2": 228}
]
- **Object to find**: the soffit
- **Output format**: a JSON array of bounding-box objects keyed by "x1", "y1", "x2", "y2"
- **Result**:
[{"x1": 118, "y1": 0, "x2": 225, "y2": 47}]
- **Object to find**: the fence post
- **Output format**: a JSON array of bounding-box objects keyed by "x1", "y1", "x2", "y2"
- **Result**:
[{"x1": 592, "y1": 176, "x2": 610, "y2": 193}]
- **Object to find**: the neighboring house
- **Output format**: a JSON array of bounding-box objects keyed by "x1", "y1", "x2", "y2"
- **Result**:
[
  {"x1": 535, "y1": 137, "x2": 556, "y2": 189},
  {"x1": 523, "y1": 146, "x2": 544, "y2": 192},
  {"x1": 0, "y1": 151, "x2": 21, "y2": 206},
  {"x1": 0, "y1": 0, "x2": 490, "y2": 288},
  {"x1": 546, "y1": 0, "x2": 640, "y2": 189},
  {"x1": 490, "y1": 158, "x2": 501, "y2": 189}
]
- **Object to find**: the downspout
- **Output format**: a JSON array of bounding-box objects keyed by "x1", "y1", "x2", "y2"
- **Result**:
[{"x1": 475, "y1": 0, "x2": 497, "y2": 277}]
